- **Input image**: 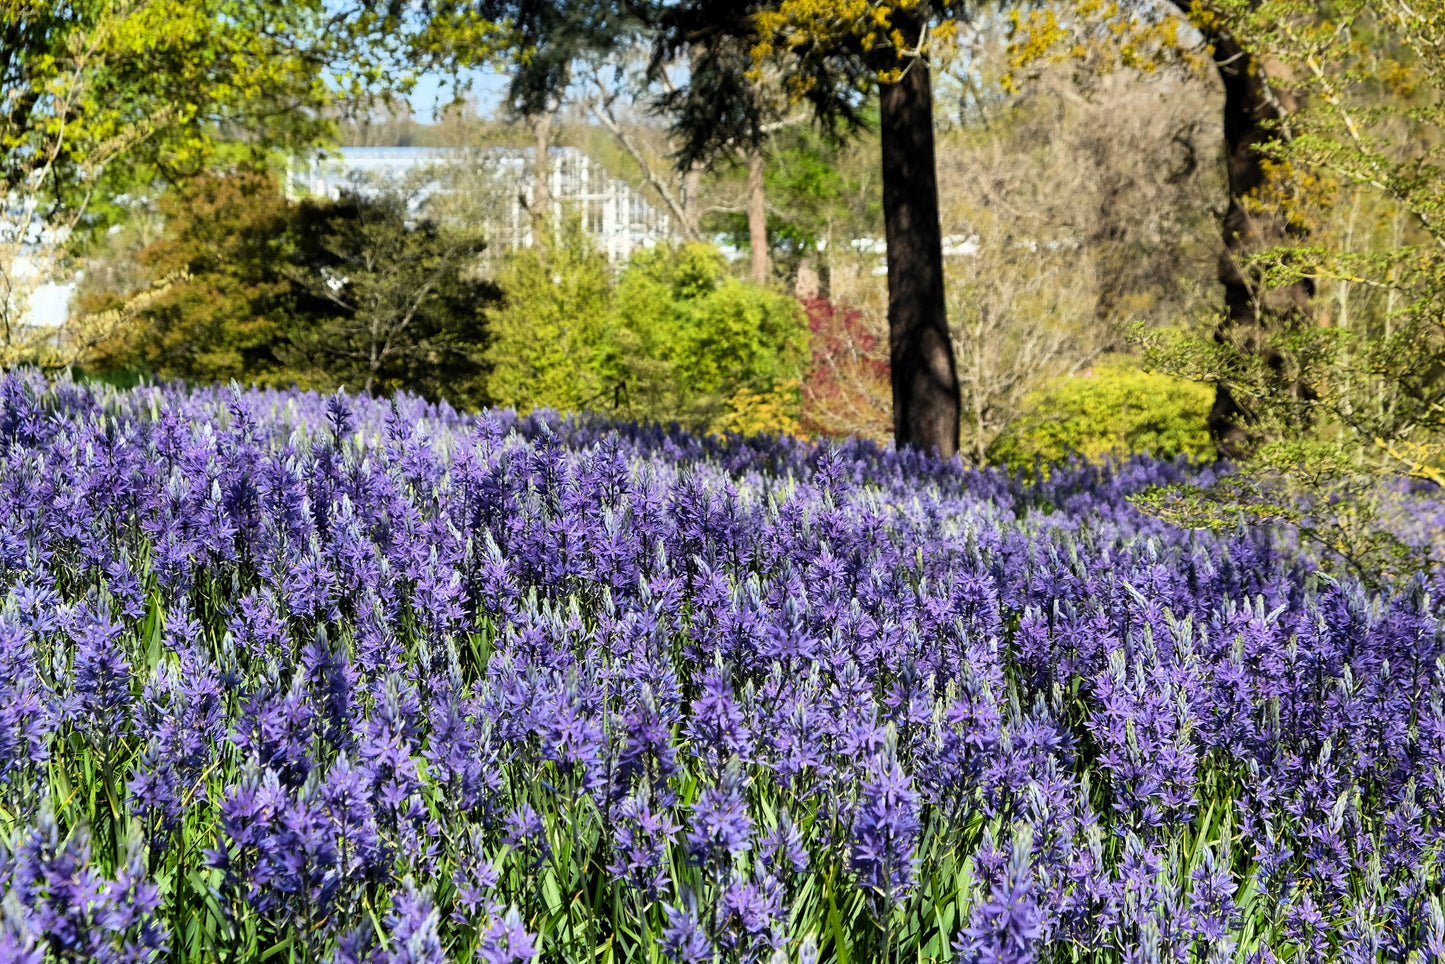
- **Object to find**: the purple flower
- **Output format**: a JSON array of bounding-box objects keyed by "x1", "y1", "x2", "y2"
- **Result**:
[
  {"x1": 424, "y1": 683, "x2": 502, "y2": 816},
  {"x1": 357, "y1": 676, "x2": 435, "y2": 869},
  {"x1": 502, "y1": 803, "x2": 550, "y2": 870},
  {"x1": 615, "y1": 685, "x2": 681, "y2": 798},
  {"x1": 71, "y1": 609, "x2": 132, "y2": 739},
  {"x1": 1427, "y1": 896, "x2": 1445, "y2": 962},
  {"x1": 1, "y1": 371, "x2": 1444, "y2": 964},
  {"x1": 531, "y1": 669, "x2": 606, "y2": 794},
  {"x1": 758, "y1": 809, "x2": 809, "y2": 877},
  {"x1": 716, "y1": 870, "x2": 784, "y2": 958},
  {"x1": 1185, "y1": 844, "x2": 1238, "y2": 944},
  {"x1": 9, "y1": 580, "x2": 63, "y2": 638},
  {"x1": 330, "y1": 924, "x2": 380, "y2": 964},
  {"x1": 128, "y1": 652, "x2": 225, "y2": 836},
  {"x1": 0, "y1": 620, "x2": 53, "y2": 797},
  {"x1": 0, "y1": 928, "x2": 43, "y2": 964},
  {"x1": 451, "y1": 827, "x2": 501, "y2": 920},
  {"x1": 233, "y1": 674, "x2": 315, "y2": 787},
  {"x1": 956, "y1": 828, "x2": 1043, "y2": 964},
  {"x1": 301, "y1": 626, "x2": 358, "y2": 752},
  {"x1": 5, "y1": 806, "x2": 168, "y2": 963},
  {"x1": 607, "y1": 786, "x2": 679, "y2": 898},
  {"x1": 319, "y1": 754, "x2": 387, "y2": 880},
  {"x1": 476, "y1": 905, "x2": 537, "y2": 964},
  {"x1": 206, "y1": 763, "x2": 369, "y2": 934},
  {"x1": 381, "y1": 880, "x2": 445, "y2": 964},
  {"x1": 661, "y1": 891, "x2": 713, "y2": 964},
  {"x1": 851, "y1": 741, "x2": 921, "y2": 906},
  {"x1": 686, "y1": 759, "x2": 753, "y2": 866},
  {"x1": 685, "y1": 663, "x2": 753, "y2": 774}
]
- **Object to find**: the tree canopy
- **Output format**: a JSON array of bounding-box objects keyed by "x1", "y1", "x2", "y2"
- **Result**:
[
  {"x1": 646, "y1": 0, "x2": 970, "y2": 455},
  {"x1": 1, "y1": 0, "x2": 485, "y2": 364},
  {"x1": 87, "y1": 172, "x2": 498, "y2": 404}
]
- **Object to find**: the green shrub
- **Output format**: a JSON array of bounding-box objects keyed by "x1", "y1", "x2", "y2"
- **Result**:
[
  {"x1": 988, "y1": 361, "x2": 1215, "y2": 470},
  {"x1": 483, "y1": 222, "x2": 614, "y2": 414},
  {"x1": 486, "y1": 222, "x2": 809, "y2": 431}
]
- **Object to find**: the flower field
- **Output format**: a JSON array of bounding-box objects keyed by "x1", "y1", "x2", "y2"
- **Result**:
[{"x1": 0, "y1": 372, "x2": 1442, "y2": 964}]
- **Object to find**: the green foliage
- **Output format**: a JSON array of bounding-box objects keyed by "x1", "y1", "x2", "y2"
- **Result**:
[
  {"x1": 1200, "y1": 2, "x2": 1445, "y2": 476},
  {"x1": 87, "y1": 171, "x2": 296, "y2": 386},
  {"x1": 753, "y1": 0, "x2": 972, "y2": 105},
  {"x1": 485, "y1": 223, "x2": 810, "y2": 432},
  {"x1": 613, "y1": 243, "x2": 809, "y2": 412},
  {"x1": 1113, "y1": 1, "x2": 1445, "y2": 583},
  {"x1": 282, "y1": 191, "x2": 498, "y2": 405},
  {"x1": 988, "y1": 362, "x2": 1215, "y2": 471},
  {"x1": 482, "y1": 221, "x2": 615, "y2": 414},
  {"x1": 0, "y1": 0, "x2": 498, "y2": 368},
  {"x1": 89, "y1": 172, "x2": 497, "y2": 405},
  {"x1": 457, "y1": 0, "x2": 625, "y2": 115},
  {"x1": 1, "y1": 0, "x2": 427, "y2": 234},
  {"x1": 1130, "y1": 459, "x2": 1433, "y2": 589},
  {"x1": 1005, "y1": 0, "x2": 1445, "y2": 582},
  {"x1": 712, "y1": 122, "x2": 882, "y2": 287}
]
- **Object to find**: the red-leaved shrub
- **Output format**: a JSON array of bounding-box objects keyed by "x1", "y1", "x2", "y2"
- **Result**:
[{"x1": 798, "y1": 297, "x2": 891, "y2": 440}]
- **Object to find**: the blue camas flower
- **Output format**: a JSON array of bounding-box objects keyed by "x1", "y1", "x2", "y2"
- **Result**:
[
  {"x1": 0, "y1": 372, "x2": 1438, "y2": 963},
  {"x1": 851, "y1": 737, "x2": 922, "y2": 907}
]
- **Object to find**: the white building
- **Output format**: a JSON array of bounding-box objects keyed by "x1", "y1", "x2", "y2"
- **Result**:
[
  {"x1": 286, "y1": 146, "x2": 675, "y2": 262},
  {"x1": 4, "y1": 254, "x2": 74, "y2": 329},
  {"x1": 2, "y1": 204, "x2": 75, "y2": 329}
]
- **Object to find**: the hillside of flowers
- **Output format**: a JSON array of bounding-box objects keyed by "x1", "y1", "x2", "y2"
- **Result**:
[{"x1": 0, "y1": 370, "x2": 1442, "y2": 964}]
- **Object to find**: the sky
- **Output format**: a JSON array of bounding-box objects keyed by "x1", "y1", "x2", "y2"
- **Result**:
[{"x1": 407, "y1": 68, "x2": 512, "y2": 120}]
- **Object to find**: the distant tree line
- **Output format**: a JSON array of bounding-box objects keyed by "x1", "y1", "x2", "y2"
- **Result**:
[{"x1": 82, "y1": 170, "x2": 810, "y2": 436}]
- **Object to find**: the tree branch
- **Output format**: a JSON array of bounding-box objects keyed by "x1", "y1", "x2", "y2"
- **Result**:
[{"x1": 587, "y1": 74, "x2": 701, "y2": 242}]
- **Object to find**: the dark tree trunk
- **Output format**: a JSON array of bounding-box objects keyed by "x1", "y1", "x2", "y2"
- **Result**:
[
  {"x1": 879, "y1": 46, "x2": 959, "y2": 458},
  {"x1": 747, "y1": 145, "x2": 768, "y2": 285},
  {"x1": 1181, "y1": 8, "x2": 1314, "y2": 458}
]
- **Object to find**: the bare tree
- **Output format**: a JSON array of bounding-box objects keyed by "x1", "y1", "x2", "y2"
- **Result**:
[
  {"x1": 582, "y1": 44, "x2": 805, "y2": 270},
  {"x1": 337, "y1": 96, "x2": 423, "y2": 147},
  {"x1": 946, "y1": 218, "x2": 1094, "y2": 463},
  {"x1": 584, "y1": 63, "x2": 704, "y2": 242},
  {"x1": 527, "y1": 73, "x2": 570, "y2": 255}
]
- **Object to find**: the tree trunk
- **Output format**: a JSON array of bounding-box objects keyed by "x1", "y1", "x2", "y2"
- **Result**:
[
  {"x1": 747, "y1": 145, "x2": 768, "y2": 285},
  {"x1": 1181, "y1": 10, "x2": 1313, "y2": 458},
  {"x1": 681, "y1": 44, "x2": 707, "y2": 240},
  {"x1": 531, "y1": 108, "x2": 554, "y2": 254},
  {"x1": 684, "y1": 160, "x2": 703, "y2": 238},
  {"x1": 879, "y1": 50, "x2": 959, "y2": 458},
  {"x1": 1090, "y1": 163, "x2": 1128, "y2": 339}
]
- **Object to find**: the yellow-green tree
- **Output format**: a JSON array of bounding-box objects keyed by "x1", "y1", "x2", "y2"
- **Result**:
[
  {"x1": 1177, "y1": 0, "x2": 1445, "y2": 481},
  {"x1": 1005, "y1": 0, "x2": 1319, "y2": 456},
  {"x1": 1, "y1": 0, "x2": 469, "y2": 367},
  {"x1": 1016, "y1": 0, "x2": 1445, "y2": 576},
  {"x1": 1055, "y1": 0, "x2": 1445, "y2": 475},
  {"x1": 483, "y1": 222, "x2": 614, "y2": 414}
]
